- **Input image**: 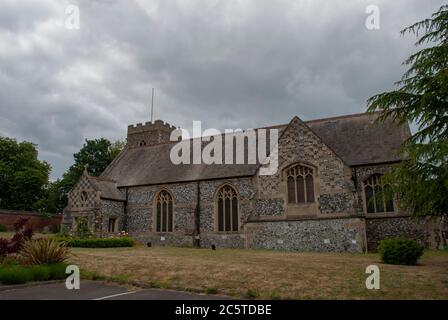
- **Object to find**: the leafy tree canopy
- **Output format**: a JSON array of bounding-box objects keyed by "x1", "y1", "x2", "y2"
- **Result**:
[
  {"x1": 367, "y1": 5, "x2": 448, "y2": 217},
  {"x1": 0, "y1": 137, "x2": 51, "y2": 211}
]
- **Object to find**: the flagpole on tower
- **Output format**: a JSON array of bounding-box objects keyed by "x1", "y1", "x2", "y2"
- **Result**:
[{"x1": 151, "y1": 88, "x2": 155, "y2": 122}]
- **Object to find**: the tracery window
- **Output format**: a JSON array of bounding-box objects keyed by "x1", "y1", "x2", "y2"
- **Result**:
[
  {"x1": 286, "y1": 164, "x2": 315, "y2": 204},
  {"x1": 80, "y1": 191, "x2": 88, "y2": 202},
  {"x1": 363, "y1": 174, "x2": 394, "y2": 213},
  {"x1": 155, "y1": 190, "x2": 173, "y2": 232},
  {"x1": 216, "y1": 185, "x2": 238, "y2": 232}
]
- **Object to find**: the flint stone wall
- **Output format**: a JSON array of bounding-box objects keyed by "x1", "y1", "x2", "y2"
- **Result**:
[
  {"x1": 99, "y1": 200, "x2": 125, "y2": 233},
  {"x1": 365, "y1": 216, "x2": 448, "y2": 251},
  {"x1": 245, "y1": 217, "x2": 366, "y2": 252},
  {"x1": 256, "y1": 118, "x2": 355, "y2": 217}
]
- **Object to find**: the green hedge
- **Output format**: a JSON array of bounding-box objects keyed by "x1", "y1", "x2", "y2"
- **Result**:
[
  {"x1": 378, "y1": 238, "x2": 424, "y2": 265},
  {"x1": 0, "y1": 224, "x2": 7, "y2": 232},
  {"x1": 61, "y1": 237, "x2": 134, "y2": 248},
  {"x1": 0, "y1": 263, "x2": 68, "y2": 285}
]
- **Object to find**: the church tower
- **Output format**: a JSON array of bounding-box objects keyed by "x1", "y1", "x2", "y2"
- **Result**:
[{"x1": 127, "y1": 120, "x2": 176, "y2": 148}]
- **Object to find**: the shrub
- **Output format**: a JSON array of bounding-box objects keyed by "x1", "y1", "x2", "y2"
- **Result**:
[
  {"x1": 20, "y1": 239, "x2": 70, "y2": 265},
  {"x1": 47, "y1": 263, "x2": 68, "y2": 280},
  {"x1": 0, "y1": 218, "x2": 33, "y2": 259},
  {"x1": 0, "y1": 224, "x2": 7, "y2": 232},
  {"x1": 31, "y1": 265, "x2": 51, "y2": 281},
  {"x1": 378, "y1": 238, "x2": 424, "y2": 265},
  {"x1": 0, "y1": 265, "x2": 33, "y2": 284},
  {"x1": 61, "y1": 237, "x2": 134, "y2": 248},
  {"x1": 0, "y1": 264, "x2": 68, "y2": 284},
  {"x1": 75, "y1": 217, "x2": 92, "y2": 238}
]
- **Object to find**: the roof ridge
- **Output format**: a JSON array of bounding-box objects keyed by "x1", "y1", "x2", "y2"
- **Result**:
[
  {"x1": 119, "y1": 111, "x2": 381, "y2": 149},
  {"x1": 305, "y1": 111, "x2": 381, "y2": 124},
  {"x1": 124, "y1": 111, "x2": 381, "y2": 150}
]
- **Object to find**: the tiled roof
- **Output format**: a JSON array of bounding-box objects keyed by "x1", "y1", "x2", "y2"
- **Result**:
[
  {"x1": 100, "y1": 112, "x2": 411, "y2": 187},
  {"x1": 87, "y1": 175, "x2": 126, "y2": 201}
]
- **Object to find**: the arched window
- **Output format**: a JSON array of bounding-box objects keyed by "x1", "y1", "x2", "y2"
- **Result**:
[
  {"x1": 285, "y1": 164, "x2": 315, "y2": 204},
  {"x1": 155, "y1": 190, "x2": 173, "y2": 232},
  {"x1": 363, "y1": 174, "x2": 394, "y2": 213},
  {"x1": 216, "y1": 185, "x2": 238, "y2": 232}
]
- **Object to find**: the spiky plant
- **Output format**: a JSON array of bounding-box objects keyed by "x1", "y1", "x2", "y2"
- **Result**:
[{"x1": 20, "y1": 238, "x2": 70, "y2": 265}]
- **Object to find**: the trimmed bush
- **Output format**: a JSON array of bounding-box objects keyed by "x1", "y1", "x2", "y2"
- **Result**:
[
  {"x1": 0, "y1": 263, "x2": 68, "y2": 284},
  {"x1": 31, "y1": 265, "x2": 51, "y2": 281},
  {"x1": 47, "y1": 263, "x2": 68, "y2": 280},
  {"x1": 0, "y1": 224, "x2": 7, "y2": 232},
  {"x1": 60, "y1": 237, "x2": 134, "y2": 248},
  {"x1": 378, "y1": 238, "x2": 424, "y2": 265},
  {"x1": 0, "y1": 265, "x2": 33, "y2": 284}
]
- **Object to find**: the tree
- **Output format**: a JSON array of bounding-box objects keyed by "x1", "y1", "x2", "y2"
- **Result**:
[
  {"x1": 49, "y1": 138, "x2": 125, "y2": 213},
  {"x1": 0, "y1": 137, "x2": 51, "y2": 211},
  {"x1": 367, "y1": 5, "x2": 448, "y2": 217}
]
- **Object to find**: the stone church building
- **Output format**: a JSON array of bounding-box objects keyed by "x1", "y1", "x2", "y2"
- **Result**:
[{"x1": 62, "y1": 111, "x2": 435, "y2": 252}]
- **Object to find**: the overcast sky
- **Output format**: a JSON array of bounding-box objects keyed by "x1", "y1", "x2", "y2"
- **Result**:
[{"x1": 0, "y1": 0, "x2": 443, "y2": 179}]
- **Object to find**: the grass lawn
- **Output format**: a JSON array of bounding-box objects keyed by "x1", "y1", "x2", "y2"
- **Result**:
[{"x1": 69, "y1": 246, "x2": 448, "y2": 299}]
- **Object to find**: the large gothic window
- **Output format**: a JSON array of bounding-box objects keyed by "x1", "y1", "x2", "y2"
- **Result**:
[
  {"x1": 286, "y1": 164, "x2": 315, "y2": 204},
  {"x1": 363, "y1": 174, "x2": 394, "y2": 213},
  {"x1": 155, "y1": 190, "x2": 174, "y2": 232},
  {"x1": 216, "y1": 185, "x2": 239, "y2": 232}
]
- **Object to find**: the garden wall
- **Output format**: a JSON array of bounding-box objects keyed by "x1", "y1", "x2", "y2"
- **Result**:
[{"x1": 0, "y1": 209, "x2": 61, "y2": 232}]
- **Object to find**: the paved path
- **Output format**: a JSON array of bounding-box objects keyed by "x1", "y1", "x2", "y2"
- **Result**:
[{"x1": 0, "y1": 281, "x2": 228, "y2": 300}]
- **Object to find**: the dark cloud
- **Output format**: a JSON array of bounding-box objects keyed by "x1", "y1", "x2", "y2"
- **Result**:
[{"x1": 0, "y1": 0, "x2": 443, "y2": 179}]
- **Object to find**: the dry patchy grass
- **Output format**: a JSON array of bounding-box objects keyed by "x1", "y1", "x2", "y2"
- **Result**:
[{"x1": 69, "y1": 246, "x2": 448, "y2": 299}]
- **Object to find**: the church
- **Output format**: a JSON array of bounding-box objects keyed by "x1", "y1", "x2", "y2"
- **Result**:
[{"x1": 62, "y1": 111, "x2": 431, "y2": 252}]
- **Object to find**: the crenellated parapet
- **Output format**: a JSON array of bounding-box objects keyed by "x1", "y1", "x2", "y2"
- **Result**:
[{"x1": 127, "y1": 120, "x2": 176, "y2": 148}]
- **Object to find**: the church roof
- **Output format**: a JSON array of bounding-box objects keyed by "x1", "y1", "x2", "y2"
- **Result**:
[
  {"x1": 306, "y1": 112, "x2": 411, "y2": 166},
  {"x1": 100, "y1": 112, "x2": 411, "y2": 187},
  {"x1": 87, "y1": 175, "x2": 126, "y2": 201}
]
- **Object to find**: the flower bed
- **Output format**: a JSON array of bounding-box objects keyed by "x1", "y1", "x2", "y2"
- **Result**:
[{"x1": 0, "y1": 218, "x2": 71, "y2": 285}]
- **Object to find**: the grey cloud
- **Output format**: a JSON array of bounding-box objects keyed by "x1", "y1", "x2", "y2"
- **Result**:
[{"x1": 0, "y1": 0, "x2": 444, "y2": 179}]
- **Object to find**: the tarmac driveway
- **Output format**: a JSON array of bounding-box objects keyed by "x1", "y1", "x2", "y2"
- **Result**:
[{"x1": 0, "y1": 281, "x2": 228, "y2": 300}]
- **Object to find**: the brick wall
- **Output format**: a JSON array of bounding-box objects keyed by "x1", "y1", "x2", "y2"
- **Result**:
[{"x1": 0, "y1": 210, "x2": 61, "y2": 232}]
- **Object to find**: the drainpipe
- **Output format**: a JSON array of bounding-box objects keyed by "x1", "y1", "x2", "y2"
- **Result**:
[{"x1": 194, "y1": 181, "x2": 201, "y2": 248}]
